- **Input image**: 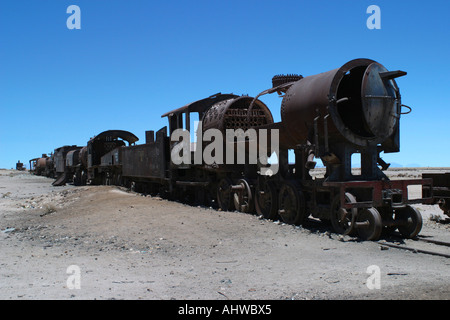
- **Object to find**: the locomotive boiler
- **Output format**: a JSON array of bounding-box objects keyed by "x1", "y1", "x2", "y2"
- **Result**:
[{"x1": 29, "y1": 154, "x2": 54, "y2": 177}]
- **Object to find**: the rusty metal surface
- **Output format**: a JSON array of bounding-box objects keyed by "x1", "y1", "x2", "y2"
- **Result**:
[
  {"x1": 360, "y1": 62, "x2": 399, "y2": 140},
  {"x1": 195, "y1": 96, "x2": 275, "y2": 168},
  {"x1": 272, "y1": 74, "x2": 303, "y2": 88},
  {"x1": 66, "y1": 149, "x2": 81, "y2": 168},
  {"x1": 422, "y1": 173, "x2": 450, "y2": 199},
  {"x1": 54, "y1": 145, "x2": 81, "y2": 174},
  {"x1": 422, "y1": 173, "x2": 450, "y2": 216},
  {"x1": 15, "y1": 161, "x2": 25, "y2": 171},
  {"x1": 202, "y1": 96, "x2": 273, "y2": 133},
  {"x1": 28, "y1": 158, "x2": 39, "y2": 172},
  {"x1": 161, "y1": 93, "x2": 238, "y2": 118},
  {"x1": 100, "y1": 148, "x2": 121, "y2": 167},
  {"x1": 122, "y1": 127, "x2": 168, "y2": 179},
  {"x1": 33, "y1": 156, "x2": 52, "y2": 176},
  {"x1": 279, "y1": 58, "x2": 404, "y2": 149},
  {"x1": 323, "y1": 178, "x2": 434, "y2": 209},
  {"x1": 36, "y1": 157, "x2": 47, "y2": 170},
  {"x1": 87, "y1": 130, "x2": 137, "y2": 169},
  {"x1": 90, "y1": 130, "x2": 139, "y2": 145},
  {"x1": 86, "y1": 130, "x2": 139, "y2": 184},
  {"x1": 79, "y1": 146, "x2": 87, "y2": 168},
  {"x1": 26, "y1": 58, "x2": 432, "y2": 241},
  {"x1": 52, "y1": 172, "x2": 67, "y2": 186}
]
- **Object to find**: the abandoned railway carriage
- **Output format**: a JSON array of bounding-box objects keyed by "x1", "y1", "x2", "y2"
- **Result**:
[
  {"x1": 29, "y1": 58, "x2": 434, "y2": 241},
  {"x1": 422, "y1": 172, "x2": 450, "y2": 218}
]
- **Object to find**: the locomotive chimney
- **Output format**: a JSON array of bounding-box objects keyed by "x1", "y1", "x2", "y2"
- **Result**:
[{"x1": 146, "y1": 130, "x2": 155, "y2": 144}]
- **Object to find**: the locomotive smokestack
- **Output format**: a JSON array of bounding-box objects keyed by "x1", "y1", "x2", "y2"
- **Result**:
[{"x1": 272, "y1": 74, "x2": 303, "y2": 88}]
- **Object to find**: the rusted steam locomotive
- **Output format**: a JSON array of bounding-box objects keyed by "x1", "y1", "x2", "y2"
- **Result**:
[{"x1": 30, "y1": 58, "x2": 434, "y2": 241}]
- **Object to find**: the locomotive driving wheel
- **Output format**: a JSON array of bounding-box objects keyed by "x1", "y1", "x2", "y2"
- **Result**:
[
  {"x1": 356, "y1": 207, "x2": 383, "y2": 241},
  {"x1": 255, "y1": 179, "x2": 278, "y2": 220},
  {"x1": 80, "y1": 170, "x2": 87, "y2": 186},
  {"x1": 233, "y1": 179, "x2": 254, "y2": 213},
  {"x1": 330, "y1": 192, "x2": 357, "y2": 236},
  {"x1": 395, "y1": 205, "x2": 423, "y2": 239},
  {"x1": 278, "y1": 180, "x2": 306, "y2": 225},
  {"x1": 73, "y1": 170, "x2": 82, "y2": 186},
  {"x1": 217, "y1": 178, "x2": 233, "y2": 211}
]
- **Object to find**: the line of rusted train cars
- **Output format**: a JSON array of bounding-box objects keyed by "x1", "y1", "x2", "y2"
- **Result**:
[{"x1": 29, "y1": 58, "x2": 444, "y2": 241}]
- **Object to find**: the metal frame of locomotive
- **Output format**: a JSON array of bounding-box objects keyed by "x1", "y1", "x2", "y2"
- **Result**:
[
  {"x1": 422, "y1": 172, "x2": 450, "y2": 218},
  {"x1": 30, "y1": 58, "x2": 434, "y2": 241}
]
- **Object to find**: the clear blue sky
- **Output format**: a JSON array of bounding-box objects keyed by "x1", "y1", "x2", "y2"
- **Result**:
[{"x1": 1, "y1": 0, "x2": 449, "y2": 169}]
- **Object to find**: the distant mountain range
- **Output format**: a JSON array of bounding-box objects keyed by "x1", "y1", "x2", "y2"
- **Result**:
[
  {"x1": 350, "y1": 162, "x2": 422, "y2": 168},
  {"x1": 314, "y1": 162, "x2": 422, "y2": 168}
]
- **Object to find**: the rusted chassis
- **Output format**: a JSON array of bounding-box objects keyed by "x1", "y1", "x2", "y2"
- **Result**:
[
  {"x1": 422, "y1": 173, "x2": 450, "y2": 217},
  {"x1": 321, "y1": 178, "x2": 433, "y2": 240},
  {"x1": 251, "y1": 156, "x2": 433, "y2": 241}
]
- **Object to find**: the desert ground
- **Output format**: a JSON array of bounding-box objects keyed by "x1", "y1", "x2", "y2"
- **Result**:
[{"x1": 0, "y1": 168, "x2": 449, "y2": 301}]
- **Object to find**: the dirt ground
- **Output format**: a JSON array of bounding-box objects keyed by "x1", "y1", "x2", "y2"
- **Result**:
[{"x1": 0, "y1": 168, "x2": 449, "y2": 300}]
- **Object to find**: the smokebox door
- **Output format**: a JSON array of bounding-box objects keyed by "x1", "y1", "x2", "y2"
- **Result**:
[{"x1": 361, "y1": 62, "x2": 399, "y2": 140}]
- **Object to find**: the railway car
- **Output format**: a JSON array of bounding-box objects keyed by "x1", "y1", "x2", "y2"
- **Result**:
[
  {"x1": 52, "y1": 145, "x2": 82, "y2": 186},
  {"x1": 16, "y1": 161, "x2": 26, "y2": 171},
  {"x1": 115, "y1": 93, "x2": 274, "y2": 206},
  {"x1": 86, "y1": 130, "x2": 139, "y2": 185},
  {"x1": 422, "y1": 172, "x2": 450, "y2": 218},
  {"x1": 30, "y1": 154, "x2": 54, "y2": 178}
]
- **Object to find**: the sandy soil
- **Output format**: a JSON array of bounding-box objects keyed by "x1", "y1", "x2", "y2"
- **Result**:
[{"x1": 0, "y1": 169, "x2": 449, "y2": 300}]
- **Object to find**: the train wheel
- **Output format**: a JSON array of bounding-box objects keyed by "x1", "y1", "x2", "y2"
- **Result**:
[
  {"x1": 233, "y1": 179, "x2": 254, "y2": 213},
  {"x1": 105, "y1": 173, "x2": 111, "y2": 185},
  {"x1": 278, "y1": 181, "x2": 306, "y2": 225},
  {"x1": 255, "y1": 180, "x2": 278, "y2": 220},
  {"x1": 330, "y1": 192, "x2": 357, "y2": 235},
  {"x1": 356, "y1": 207, "x2": 383, "y2": 241},
  {"x1": 437, "y1": 199, "x2": 450, "y2": 218},
  {"x1": 377, "y1": 207, "x2": 397, "y2": 236},
  {"x1": 73, "y1": 171, "x2": 81, "y2": 186},
  {"x1": 81, "y1": 170, "x2": 87, "y2": 185},
  {"x1": 217, "y1": 178, "x2": 233, "y2": 211},
  {"x1": 101, "y1": 173, "x2": 107, "y2": 185},
  {"x1": 116, "y1": 173, "x2": 122, "y2": 186},
  {"x1": 395, "y1": 205, "x2": 422, "y2": 239}
]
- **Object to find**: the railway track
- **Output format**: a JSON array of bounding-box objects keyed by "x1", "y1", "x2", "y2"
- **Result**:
[{"x1": 377, "y1": 235, "x2": 450, "y2": 259}]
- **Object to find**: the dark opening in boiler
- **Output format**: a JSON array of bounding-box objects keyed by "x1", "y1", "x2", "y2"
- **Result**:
[{"x1": 336, "y1": 66, "x2": 374, "y2": 138}]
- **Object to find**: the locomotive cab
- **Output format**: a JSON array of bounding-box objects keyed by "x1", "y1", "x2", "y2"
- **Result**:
[{"x1": 87, "y1": 130, "x2": 138, "y2": 184}]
